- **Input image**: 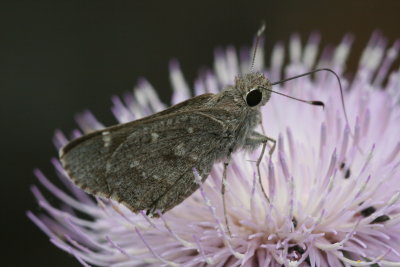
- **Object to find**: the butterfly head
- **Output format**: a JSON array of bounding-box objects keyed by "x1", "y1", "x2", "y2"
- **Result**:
[{"x1": 235, "y1": 72, "x2": 272, "y2": 108}]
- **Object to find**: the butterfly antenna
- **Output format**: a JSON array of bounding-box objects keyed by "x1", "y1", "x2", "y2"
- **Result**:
[
  {"x1": 271, "y1": 68, "x2": 364, "y2": 154},
  {"x1": 271, "y1": 68, "x2": 350, "y2": 129},
  {"x1": 250, "y1": 23, "x2": 266, "y2": 72},
  {"x1": 263, "y1": 87, "x2": 324, "y2": 108}
]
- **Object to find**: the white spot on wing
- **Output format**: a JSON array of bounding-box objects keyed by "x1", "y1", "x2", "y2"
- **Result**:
[
  {"x1": 151, "y1": 132, "x2": 159, "y2": 142},
  {"x1": 174, "y1": 143, "x2": 185, "y2": 156},
  {"x1": 130, "y1": 161, "x2": 139, "y2": 168},
  {"x1": 102, "y1": 131, "x2": 112, "y2": 147}
]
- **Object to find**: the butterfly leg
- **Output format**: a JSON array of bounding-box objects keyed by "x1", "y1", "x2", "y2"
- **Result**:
[
  {"x1": 222, "y1": 151, "x2": 232, "y2": 237},
  {"x1": 146, "y1": 205, "x2": 160, "y2": 217},
  {"x1": 244, "y1": 132, "x2": 276, "y2": 203}
]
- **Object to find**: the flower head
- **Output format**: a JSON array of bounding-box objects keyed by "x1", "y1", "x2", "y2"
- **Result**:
[{"x1": 29, "y1": 32, "x2": 400, "y2": 266}]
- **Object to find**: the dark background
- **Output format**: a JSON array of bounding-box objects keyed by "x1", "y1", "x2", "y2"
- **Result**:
[{"x1": 1, "y1": 1, "x2": 399, "y2": 266}]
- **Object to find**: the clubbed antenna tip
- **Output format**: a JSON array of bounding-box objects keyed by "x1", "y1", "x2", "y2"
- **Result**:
[
  {"x1": 257, "y1": 23, "x2": 266, "y2": 37},
  {"x1": 311, "y1": 101, "x2": 325, "y2": 109}
]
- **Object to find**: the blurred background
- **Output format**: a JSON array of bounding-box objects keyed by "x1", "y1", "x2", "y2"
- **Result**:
[{"x1": 1, "y1": 0, "x2": 399, "y2": 266}]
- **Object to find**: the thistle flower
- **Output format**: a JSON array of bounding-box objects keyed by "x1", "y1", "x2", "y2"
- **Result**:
[{"x1": 28, "y1": 32, "x2": 400, "y2": 267}]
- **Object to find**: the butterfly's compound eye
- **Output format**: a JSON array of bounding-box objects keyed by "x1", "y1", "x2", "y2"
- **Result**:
[{"x1": 246, "y1": 88, "x2": 263, "y2": 107}]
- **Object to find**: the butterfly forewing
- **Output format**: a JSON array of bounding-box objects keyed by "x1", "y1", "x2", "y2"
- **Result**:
[
  {"x1": 60, "y1": 94, "x2": 237, "y2": 214},
  {"x1": 60, "y1": 94, "x2": 215, "y2": 192}
]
